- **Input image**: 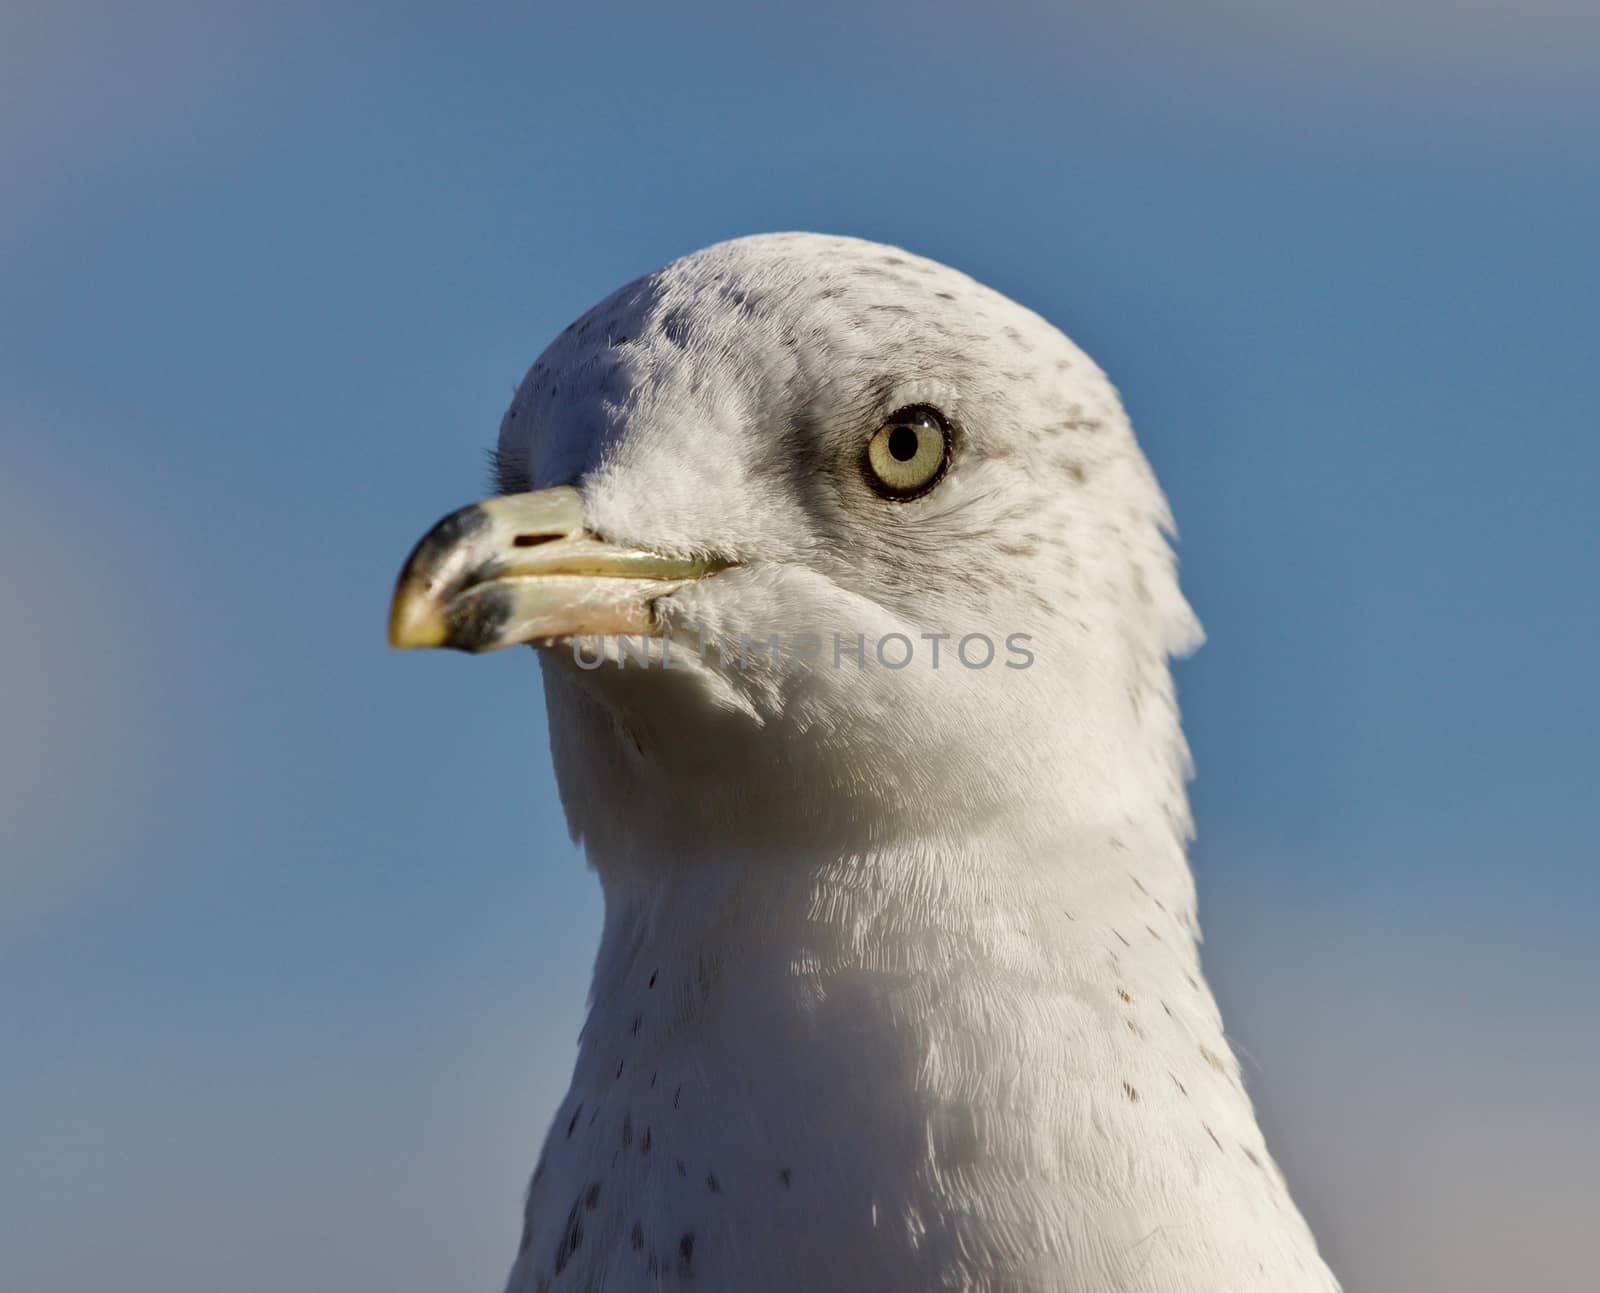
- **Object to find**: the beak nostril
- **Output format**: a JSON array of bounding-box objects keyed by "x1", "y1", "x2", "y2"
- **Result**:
[{"x1": 512, "y1": 533, "x2": 562, "y2": 549}]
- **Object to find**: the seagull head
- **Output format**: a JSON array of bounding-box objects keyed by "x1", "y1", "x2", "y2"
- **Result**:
[{"x1": 390, "y1": 234, "x2": 1200, "y2": 865}]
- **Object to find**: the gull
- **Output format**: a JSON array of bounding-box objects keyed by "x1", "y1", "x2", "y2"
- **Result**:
[{"x1": 388, "y1": 233, "x2": 1339, "y2": 1292}]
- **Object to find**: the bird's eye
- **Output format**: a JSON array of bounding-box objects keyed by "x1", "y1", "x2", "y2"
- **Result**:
[{"x1": 864, "y1": 405, "x2": 951, "y2": 499}]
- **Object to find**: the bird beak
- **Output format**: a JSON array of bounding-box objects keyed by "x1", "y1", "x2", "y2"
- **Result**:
[{"x1": 387, "y1": 486, "x2": 726, "y2": 653}]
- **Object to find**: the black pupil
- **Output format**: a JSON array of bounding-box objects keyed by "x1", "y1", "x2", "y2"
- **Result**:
[{"x1": 887, "y1": 424, "x2": 921, "y2": 462}]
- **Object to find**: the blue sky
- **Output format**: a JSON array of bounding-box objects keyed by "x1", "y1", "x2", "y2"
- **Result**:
[{"x1": 2, "y1": 3, "x2": 1597, "y2": 1290}]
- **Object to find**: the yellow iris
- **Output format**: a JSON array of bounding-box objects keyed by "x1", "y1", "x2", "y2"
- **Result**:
[{"x1": 865, "y1": 406, "x2": 950, "y2": 498}]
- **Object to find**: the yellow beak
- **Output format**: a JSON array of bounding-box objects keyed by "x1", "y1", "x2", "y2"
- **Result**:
[{"x1": 387, "y1": 487, "x2": 726, "y2": 654}]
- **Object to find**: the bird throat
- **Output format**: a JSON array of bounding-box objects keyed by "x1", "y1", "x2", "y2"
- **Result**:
[{"x1": 507, "y1": 825, "x2": 1327, "y2": 1290}]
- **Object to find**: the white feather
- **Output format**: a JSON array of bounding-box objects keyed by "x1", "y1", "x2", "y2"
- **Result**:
[{"x1": 492, "y1": 234, "x2": 1338, "y2": 1292}]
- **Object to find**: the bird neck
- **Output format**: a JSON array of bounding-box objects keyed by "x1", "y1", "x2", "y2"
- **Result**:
[
  {"x1": 530, "y1": 823, "x2": 1329, "y2": 1289},
  {"x1": 574, "y1": 819, "x2": 1223, "y2": 1177}
]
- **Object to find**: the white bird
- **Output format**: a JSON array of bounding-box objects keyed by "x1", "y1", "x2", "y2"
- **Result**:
[{"x1": 389, "y1": 233, "x2": 1339, "y2": 1292}]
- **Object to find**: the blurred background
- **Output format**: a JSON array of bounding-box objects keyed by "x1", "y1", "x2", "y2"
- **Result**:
[{"x1": 3, "y1": 3, "x2": 1596, "y2": 1290}]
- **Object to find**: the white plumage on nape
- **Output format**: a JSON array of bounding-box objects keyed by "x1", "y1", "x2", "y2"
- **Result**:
[{"x1": 388, "y1": 233, "x2": 1339, "y2": 1292}]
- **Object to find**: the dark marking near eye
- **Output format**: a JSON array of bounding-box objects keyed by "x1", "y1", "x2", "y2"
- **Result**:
[{"x1": 512, "y1": 532, "x2": 560, "y2": 548}]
